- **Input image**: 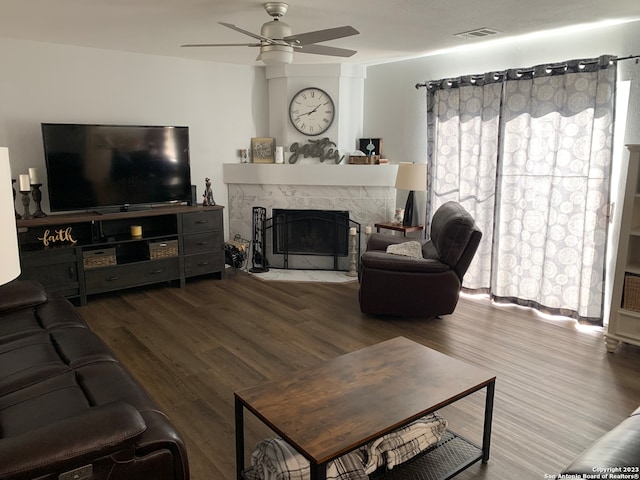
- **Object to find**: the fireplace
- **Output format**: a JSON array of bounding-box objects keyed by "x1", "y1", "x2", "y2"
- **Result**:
[
  {"x1": 224, "y1": 163, "x2": 397, "y2": 270},
  {"x1": 272, "y1": 209, "x2": 349, "y2": 257}
]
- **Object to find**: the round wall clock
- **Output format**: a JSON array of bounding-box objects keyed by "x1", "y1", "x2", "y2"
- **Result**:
[{"x1": 288, "y1": 87, "x2": 335, "y2": 136}]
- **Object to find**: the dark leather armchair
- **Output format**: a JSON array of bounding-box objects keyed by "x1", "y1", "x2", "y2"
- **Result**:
[{"x1": 358, "y1": 201, "x2": 482, "y2": 317}]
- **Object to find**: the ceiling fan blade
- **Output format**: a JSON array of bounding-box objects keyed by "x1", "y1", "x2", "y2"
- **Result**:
[
  {"x1": 297, "y1": 44, "x2": 357, "y2": 58},
  {"x1": 284, "y1": 26, "x2": 359, "y2": 46},
  {"x1": 219, "y1": 22, "x2": 273, "y2": 43},
  {"x1": 181, "y1": 43, "x2": 261, "y2": 48}
]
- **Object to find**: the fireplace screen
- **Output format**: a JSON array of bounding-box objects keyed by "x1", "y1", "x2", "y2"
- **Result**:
[{"x1": 272, "y1": 209, "x2": 349, "y2": 256}]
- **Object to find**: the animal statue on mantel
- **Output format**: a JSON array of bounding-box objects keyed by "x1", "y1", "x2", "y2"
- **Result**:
[{"x1": 203, "y1": 177, "x2": 215, "y2": 206}]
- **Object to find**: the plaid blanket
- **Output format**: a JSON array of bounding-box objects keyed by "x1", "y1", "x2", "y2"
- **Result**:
[
  {"x1": 246, "y1": 437, "x2": 368, "y2": 480},
  {"x1": 245, "y1": 412, "x2": 447, "y2": 479},
  {"x1": 362, "y1": 412, "x2": 448, "y2": 473}
]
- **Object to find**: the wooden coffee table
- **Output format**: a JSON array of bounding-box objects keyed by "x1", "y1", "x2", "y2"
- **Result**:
[{"x1": 235, "y1": 337, "x2": 496, "y2": 480}]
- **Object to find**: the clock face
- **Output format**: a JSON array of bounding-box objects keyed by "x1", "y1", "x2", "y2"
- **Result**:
[{"x1": 289, "y1": 87, "x2": 335, "y2": 136}]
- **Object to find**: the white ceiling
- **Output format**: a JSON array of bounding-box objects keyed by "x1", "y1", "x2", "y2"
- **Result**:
[{"x1": 1, "y1": 0, "x2": 639, "y2": 66}]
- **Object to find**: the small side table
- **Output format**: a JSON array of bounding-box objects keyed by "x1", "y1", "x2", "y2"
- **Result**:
[{"x1": 375, "y1": 222, "x2": 424, "y2": 237}]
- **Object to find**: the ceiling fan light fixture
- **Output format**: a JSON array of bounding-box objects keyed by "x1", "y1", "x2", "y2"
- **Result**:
[{"x1": 260, "y1": 45, "x2": 294, "y2": 64}]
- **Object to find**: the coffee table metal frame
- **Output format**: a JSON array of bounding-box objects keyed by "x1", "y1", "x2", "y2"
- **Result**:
[{"x1": 235, "y1": 337, "x2": 495, "y2": 480}]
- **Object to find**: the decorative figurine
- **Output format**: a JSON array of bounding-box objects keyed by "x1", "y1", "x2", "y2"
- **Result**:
[
  {"x1": 31, "y1": 183, "x2": 47, "y2": 217},
  {"x1": 202, "y1": 177, "x2": 215, "y2": 206},
  {"x1": 394, "y1": 208, "x2": 405, "y2": 225}
]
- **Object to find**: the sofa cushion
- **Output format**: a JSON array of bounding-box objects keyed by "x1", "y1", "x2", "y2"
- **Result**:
[
  {"x1": 0, "y1": 294, "x2": 87, "y2": 345},
  {"x1": 0, "y1": 309, "x2": 47, "y2": 344},
  {"x1": 0, "y1": 372, "x2": 92, "y2": 435},
  {"x1": 0, "y1": 334, "x2": 69, "y2": 396},
  {"x1": 35, "y1": 296, "x2": 89, "y2": 330},
  {"x1": 0, "y1": 322, "x2": 117, "y2": 396}
]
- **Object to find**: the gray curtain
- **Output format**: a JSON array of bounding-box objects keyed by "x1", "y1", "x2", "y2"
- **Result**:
[{"x1": 426, "y1": 55, "x2": 616, "y2": 324}]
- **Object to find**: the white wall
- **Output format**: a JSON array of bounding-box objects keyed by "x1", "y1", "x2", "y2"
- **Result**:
[{"x1": 0, "y1": 37, "x2": 269, "y2": 235}]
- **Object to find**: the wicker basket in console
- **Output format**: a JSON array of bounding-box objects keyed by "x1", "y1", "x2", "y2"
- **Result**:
[
  {"x1": 149, "y1": 240, "x2": 179, "y2": 259},
  {"x1": 623, "y1": 273, "x2": 640, "y2": 312},
  {"x1": 83, "y1": 248, "x2": 117, "y2": 269}
]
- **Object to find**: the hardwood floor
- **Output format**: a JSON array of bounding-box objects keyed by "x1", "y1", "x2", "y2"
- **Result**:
[{"x1": 77, "y1": 272, "x2": 640, "y2": 480}]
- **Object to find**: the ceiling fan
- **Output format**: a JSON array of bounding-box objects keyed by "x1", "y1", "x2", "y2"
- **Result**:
[{"x1": 181, "y1": 2, "x2": 359, "y2": 65}]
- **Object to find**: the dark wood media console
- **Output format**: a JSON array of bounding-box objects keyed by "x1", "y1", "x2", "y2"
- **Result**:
[{"x1": 16, "y1": 205, "x2": 224, "y2": 304}]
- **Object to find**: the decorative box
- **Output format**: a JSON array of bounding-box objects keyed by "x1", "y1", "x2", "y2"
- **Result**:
[{"x1": 348, "y1": 155, "x2": 380, "y2": 165}]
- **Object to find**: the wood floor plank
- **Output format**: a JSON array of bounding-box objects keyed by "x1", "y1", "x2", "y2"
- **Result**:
[{"x1": 77, "y1": 273, "x2": 640, "y2": 480}]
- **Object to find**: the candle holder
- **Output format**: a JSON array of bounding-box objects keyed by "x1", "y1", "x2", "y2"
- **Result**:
[
  {"x1": 30, "y1": 183, "x2": 47, "y2": 218},
  {"x1": 12, "y1": 179, "x2": 21, "y2": 219},
  {"x1": 346, "y1": 229, "x2": 358, "y2": 277},
  {"x1": 20, "y1": 190, "x2": 33, "y2": 220}
]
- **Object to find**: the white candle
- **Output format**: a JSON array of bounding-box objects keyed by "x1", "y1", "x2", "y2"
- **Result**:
[
  {"x1": 28, "y1": 167, "x2": 40, "y2": 185},
  {"x1": 349, "y1": 227, "x2": 357, "y2": 236},
  {"x1": 19, "y1": 174, "x2": 30, "y2": 191},
  {"x1": 365, "y1": 226, "x2": 372, "y2": 235},
  {"x1": 275, "y1": 146, "x2": 284, "y2": 164}
]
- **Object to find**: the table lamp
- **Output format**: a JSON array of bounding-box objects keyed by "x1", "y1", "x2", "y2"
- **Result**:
[
  {"x1": 0, "y1": 147, "x2": 21, "y2": 285},
  {"x1": 395, "y1": 162, "x2": 427, "y2": 227}
]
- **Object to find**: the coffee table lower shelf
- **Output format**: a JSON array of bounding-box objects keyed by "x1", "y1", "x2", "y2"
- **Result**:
[
  {"x1": 241, "y1": 429, "x2": 482, "y2": 480},
  {"x1": 370, "y1": 429, "x2": 482, "y2": 480}
]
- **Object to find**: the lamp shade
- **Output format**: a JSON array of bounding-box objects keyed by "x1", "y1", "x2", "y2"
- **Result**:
[
  {"x1": 0, "y1": 147, "x2": 21, "y2": 285},
  {"x1": 395, "y1": 162, "x2": 427, "y2": 191}
]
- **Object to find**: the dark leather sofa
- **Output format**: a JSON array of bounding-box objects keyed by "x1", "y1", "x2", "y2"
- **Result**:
[
  {"x1": 0, "y1": 280, "x2": 189, "y2": 480},
  {"x1": 359, "y1": 201, "x2": 482, "y2": 317},
  {"x1": 562, "y1": 407, "x2": 640, "y2": 475}
]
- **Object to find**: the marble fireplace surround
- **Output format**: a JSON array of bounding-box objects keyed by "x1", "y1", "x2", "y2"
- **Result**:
[{"x1": 223, "y1": 163, "x2": 398, "y2": 270}]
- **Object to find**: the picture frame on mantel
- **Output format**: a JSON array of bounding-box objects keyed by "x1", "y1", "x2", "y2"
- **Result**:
[
  {"x1": 251, "y1": 137, "x2": 276, "y2": 164},
  {"x1": 358, "y1": 138, "x2": 383, "y2": 156}
]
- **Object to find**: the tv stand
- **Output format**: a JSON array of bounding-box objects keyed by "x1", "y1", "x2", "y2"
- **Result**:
[{"x1": 16, "y1": 205, "x2": 224, "y2": 304}]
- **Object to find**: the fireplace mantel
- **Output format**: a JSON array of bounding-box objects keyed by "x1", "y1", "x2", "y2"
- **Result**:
[{"x1": 223, "y1": 163, "x2": 398, "y2": 187}]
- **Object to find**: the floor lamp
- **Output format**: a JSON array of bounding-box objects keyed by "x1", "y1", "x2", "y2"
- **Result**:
[
  {"x1": 395, "y1": 162, "x2": 427, "y2": 227},
  {"x1": 0, "y1": 147, "x2": 22, "y2": 286}
]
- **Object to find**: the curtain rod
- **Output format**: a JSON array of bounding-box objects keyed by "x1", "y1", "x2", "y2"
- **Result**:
[{"x1": 414, "y1": 54, "x2": 640, "y2": 89}]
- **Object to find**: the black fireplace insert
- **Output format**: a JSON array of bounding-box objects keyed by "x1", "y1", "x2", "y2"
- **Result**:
[{"x1": 272, "y1": 209, "x2": 349, "y2": 257}]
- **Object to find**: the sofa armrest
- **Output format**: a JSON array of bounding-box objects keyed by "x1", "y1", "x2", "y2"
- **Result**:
[
  {"x1": 0, "y1": 402, "x2": 146, "y2": 479},
  {"x1": 0, "y1": 280, "x2": 48, "y2": 313},
  {"x1": 366, "y1": 233, "x2": 425, "y2": 252},
  {"x1": 361, "y1": 251, "x2": 450, "y2": 273},
  {"x1": 562, "y1": 413, "x2": 640, "y2": 475}
]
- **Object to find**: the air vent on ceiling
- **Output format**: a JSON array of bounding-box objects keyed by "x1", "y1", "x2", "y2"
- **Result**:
[{"x1": 454, "y1": 28, "x2": 500, "y2": 39}]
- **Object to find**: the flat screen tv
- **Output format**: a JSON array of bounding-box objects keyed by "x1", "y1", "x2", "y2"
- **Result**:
[{"x1": 41, "y1": 123, "x2": 192, "y2": 212}]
